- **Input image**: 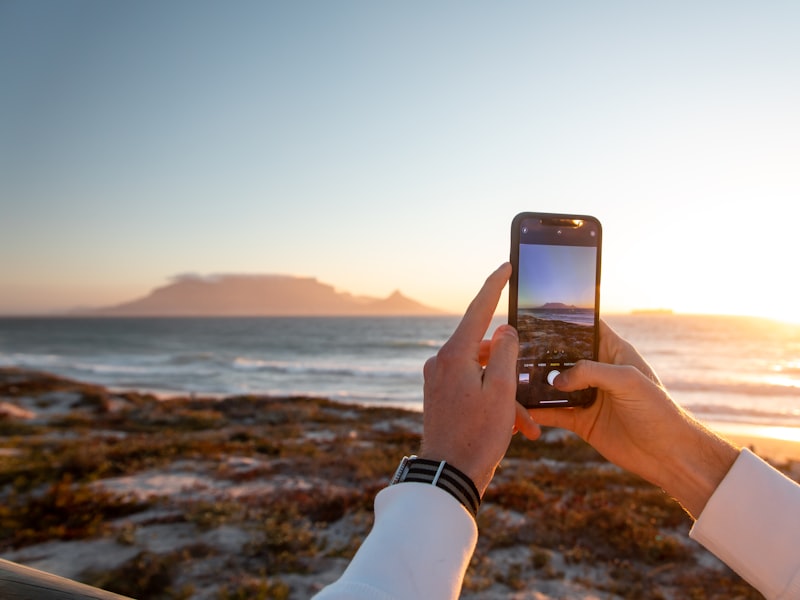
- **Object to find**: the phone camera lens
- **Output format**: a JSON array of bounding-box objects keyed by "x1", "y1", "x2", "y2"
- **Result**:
[
  {"x1": 522, "y1": 227, "x2": 528, "y2": 234},
  {"x1": 557, "y1": 229, "x2": 563, "y2": 235}
]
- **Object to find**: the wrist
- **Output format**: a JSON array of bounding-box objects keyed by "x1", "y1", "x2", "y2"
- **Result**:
[
  {"x1": 391, "y1": 455, "x2": 482, "y2": 518},
  {"x1": 418, "y1": 445, "x2": 496, "y2": 497},
  {"x1": 655, "y1": 420, "x2": 739, "y2": 519}
]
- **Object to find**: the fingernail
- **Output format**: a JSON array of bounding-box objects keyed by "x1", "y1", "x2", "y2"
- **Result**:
[{"x1": 497, "y1": 324, "x2": 518, "y2": 339}]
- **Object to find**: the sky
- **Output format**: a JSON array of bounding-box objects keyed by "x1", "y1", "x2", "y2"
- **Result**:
[
  {"x1": 518, "y1": 245, "x2": 597, "y2": 309},
  {"x1": 2, "y1": 1, "x2": 800, "y2": 321}
]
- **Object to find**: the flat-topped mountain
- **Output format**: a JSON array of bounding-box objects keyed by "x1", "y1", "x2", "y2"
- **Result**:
[
  {"x1": 539, "y1": 302, "x2": 578, "y2": 309},
  {"x1": 90, "y1": 274, "x2": 443, "y2": 316}
]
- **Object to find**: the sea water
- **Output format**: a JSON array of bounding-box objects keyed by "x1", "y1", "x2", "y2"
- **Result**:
[
  {"x1": 1, "y1": 315, "x2": 799, "y2": 431},
  {"x1": 0, "y1": 317, "x2": 455, "y2": 408},
  {"x1": 609, "y1": 314, "x2": 800, "y2": 431}
]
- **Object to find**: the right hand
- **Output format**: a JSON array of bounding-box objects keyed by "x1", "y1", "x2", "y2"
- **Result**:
[{"x1": 523, "y1": 320, "x2": 739, "y2": 517}]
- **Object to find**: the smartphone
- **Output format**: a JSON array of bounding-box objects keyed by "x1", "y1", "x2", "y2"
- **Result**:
[{"x1": 509, "y1": 212, "x2": 602, "y2": 408}]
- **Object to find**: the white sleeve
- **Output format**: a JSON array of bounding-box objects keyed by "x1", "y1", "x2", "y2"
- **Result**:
[
  {"x1": 690, "y1": 448, "x2": 800, "y2": 599},
  {"x1": 313, "y1": 482, "x2": 478, "y2": 600}
]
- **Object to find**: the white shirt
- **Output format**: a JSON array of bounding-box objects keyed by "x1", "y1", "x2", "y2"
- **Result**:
[
  {"x1": 313, "y1": 483, "x2": 477, "y2": 599},
  {"x1": 690, "y1": 448, "x2": 800, "y2": 599},
  {"x1": 315, "y1": 449, "x2": 800, "y2": 599}
]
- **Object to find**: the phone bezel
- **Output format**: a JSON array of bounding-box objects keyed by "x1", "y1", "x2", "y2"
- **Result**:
[{"x1": 509, "y1": 211, "x2": 602, "y2": 408}]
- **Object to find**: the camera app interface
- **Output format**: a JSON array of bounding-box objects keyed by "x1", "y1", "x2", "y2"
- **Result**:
[{"x1": 516, "y1": 222, "x2": 598, "y2": 406}]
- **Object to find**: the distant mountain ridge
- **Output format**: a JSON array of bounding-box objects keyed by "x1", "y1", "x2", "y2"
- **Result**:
[
  {"x1": 538, "y1": 302, "x2": 577, "y2": 309},
  {"x1": 89, "y1": 274, "x2": 444, "y2": 316}
]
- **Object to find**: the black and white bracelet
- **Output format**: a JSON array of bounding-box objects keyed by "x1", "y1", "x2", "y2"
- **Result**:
[{"x1": 390, "y1": 455, "x2": 481, "y2": 519}]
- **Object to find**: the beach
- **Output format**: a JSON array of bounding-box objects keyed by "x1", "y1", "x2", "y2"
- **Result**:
[
  {"x1": 2, "y1": 367, "x2": 793, "y2": 599},
  {"x1": 709, "y1": 422, "x2": 800, "y2": 463}
]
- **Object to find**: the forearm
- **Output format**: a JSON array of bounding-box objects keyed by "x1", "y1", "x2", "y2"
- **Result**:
[{"x1": 649, "y1": 413, "x2": 739, "y2": 518}]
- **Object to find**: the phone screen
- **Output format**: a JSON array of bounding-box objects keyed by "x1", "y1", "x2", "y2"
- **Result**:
[{"x1": 509, "y1": 213, "x2": 602, "y2": 408}]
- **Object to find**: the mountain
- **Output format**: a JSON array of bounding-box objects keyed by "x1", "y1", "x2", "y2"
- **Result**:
[
  {"x1": 539, "y1": 302, "x2": 578, "y2": 309},
  {"x1": 89, "y1": 274, "x2": 444, "y2": 316}
]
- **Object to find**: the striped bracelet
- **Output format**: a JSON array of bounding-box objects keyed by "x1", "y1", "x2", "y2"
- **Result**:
[{"x1": 390, "y1": 455, "x2": 481, "y2": 519}]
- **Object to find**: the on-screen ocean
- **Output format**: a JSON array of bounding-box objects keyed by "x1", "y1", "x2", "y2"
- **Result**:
[{"x1": 1, "y1": 314, "x2": 799, "y2": 430}]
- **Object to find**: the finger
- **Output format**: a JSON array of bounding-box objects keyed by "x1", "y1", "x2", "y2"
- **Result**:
[
  {"x1": 599, "y1": 320, "x2": 662, "y2": 384},
  {"x1": 527, "y1": 406, "x2": 578, "y2": 430},
  {"x1": 448, "y1": 263, "x2": 511, "y2": 347},
  {"x1": 481, "y1": 324, "x2": 518, "y2": 395},
  {"x1": 477, "y1": 339, "x2": 492, "y2": 366},
  {"x1": 514, "y1": 402, "x2": 541, "y2": 440}
]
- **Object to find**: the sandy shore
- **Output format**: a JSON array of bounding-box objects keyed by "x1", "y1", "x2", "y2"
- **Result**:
[
  {"x1": 1, "y1": 367, "x2": 792, "y2": 599},
  {"x1": 709, "y1": 422, "x2": 800, "y2": 463}
]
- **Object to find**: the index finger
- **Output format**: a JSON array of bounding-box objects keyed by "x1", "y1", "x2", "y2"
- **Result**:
[{"x1": 448, "y1": 263, "x2": 512, "y2": 346}]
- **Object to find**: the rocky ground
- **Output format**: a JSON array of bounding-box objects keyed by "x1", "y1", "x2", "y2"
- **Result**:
[
  {"x1": 0, "y1": 367, "x2": 782, "y2": 599},
  {"x1": 516, "y1": 314, "x2": 594, "y2": 362}
]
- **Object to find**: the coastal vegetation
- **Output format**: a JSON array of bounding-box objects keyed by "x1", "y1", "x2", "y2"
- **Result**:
[{"x1": 0, "y1": 367, "x2": 783, "y2": 598}]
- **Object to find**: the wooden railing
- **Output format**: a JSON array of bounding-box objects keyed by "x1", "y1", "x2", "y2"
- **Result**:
[{"x1": 0, "y1": 558, "x2": 134, "y2": 599}]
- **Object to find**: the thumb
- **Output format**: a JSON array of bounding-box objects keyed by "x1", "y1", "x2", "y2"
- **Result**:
[{"x1": 555, "y1": 360, "x2": 645, "y2": 395}]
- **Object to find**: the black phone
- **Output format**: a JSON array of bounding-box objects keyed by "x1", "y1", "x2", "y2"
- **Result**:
[{"x1": 509, "y1": 212, "x2": 602, "y2": 408}]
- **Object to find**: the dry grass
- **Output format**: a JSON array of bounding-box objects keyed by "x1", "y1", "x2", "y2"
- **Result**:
[{"x1": 0, "y1": 367, "x2": 784, "y2": 599}]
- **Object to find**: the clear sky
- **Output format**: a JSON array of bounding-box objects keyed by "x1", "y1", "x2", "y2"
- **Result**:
[
  {"x1": 2, "y1": 1, "x2": 800, "y2": 321},
  {"x1": 518, "y1": 245, "x2": 597, "y2": 309}
]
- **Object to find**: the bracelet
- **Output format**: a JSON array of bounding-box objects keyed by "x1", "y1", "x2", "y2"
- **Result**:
[{"x1": 390, "y1": 455, "x2": 481, "y2": 518}]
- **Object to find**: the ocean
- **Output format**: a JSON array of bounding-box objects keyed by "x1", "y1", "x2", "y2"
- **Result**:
[
  {"x1": 518, "y1": 307, "x2": 595, "y2": 327},
  {"x1": 1, "y1": 314, "x2": 799, "y2": 433}
]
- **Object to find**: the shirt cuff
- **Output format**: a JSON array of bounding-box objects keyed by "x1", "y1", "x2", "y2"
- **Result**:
[{"x1": 690, "y1": 448, "x2": 800, "y2": 599}]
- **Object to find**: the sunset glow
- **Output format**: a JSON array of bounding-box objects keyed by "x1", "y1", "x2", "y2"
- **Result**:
[{"x1": 2, "y1": 2, "x2": 800, "y2": 322}]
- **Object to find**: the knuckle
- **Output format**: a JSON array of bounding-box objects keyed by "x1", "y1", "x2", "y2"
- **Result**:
[
  {"x1": 434, "y1": 343, "x2": 460, "y2": 367},
  {"x1": 491, "y1": 372, "x2": 516, "y2": 397},
  {"x1": 620, "y1": 364, "x2": 643, "y2": 381},
  {"x1": 571, "y1": 359, "x2": 591, "y2": 378},
  {"x1": 423, "y1": 356, "x2": 438, "y2": 379}
]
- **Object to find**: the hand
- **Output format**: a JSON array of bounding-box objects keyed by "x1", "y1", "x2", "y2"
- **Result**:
[
  {"x1": 421, "y1": 263, "x2": 541, "y2": 496},
  {"x1": 525, "y1": 320, "x2": 739, "y2": 517}
]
